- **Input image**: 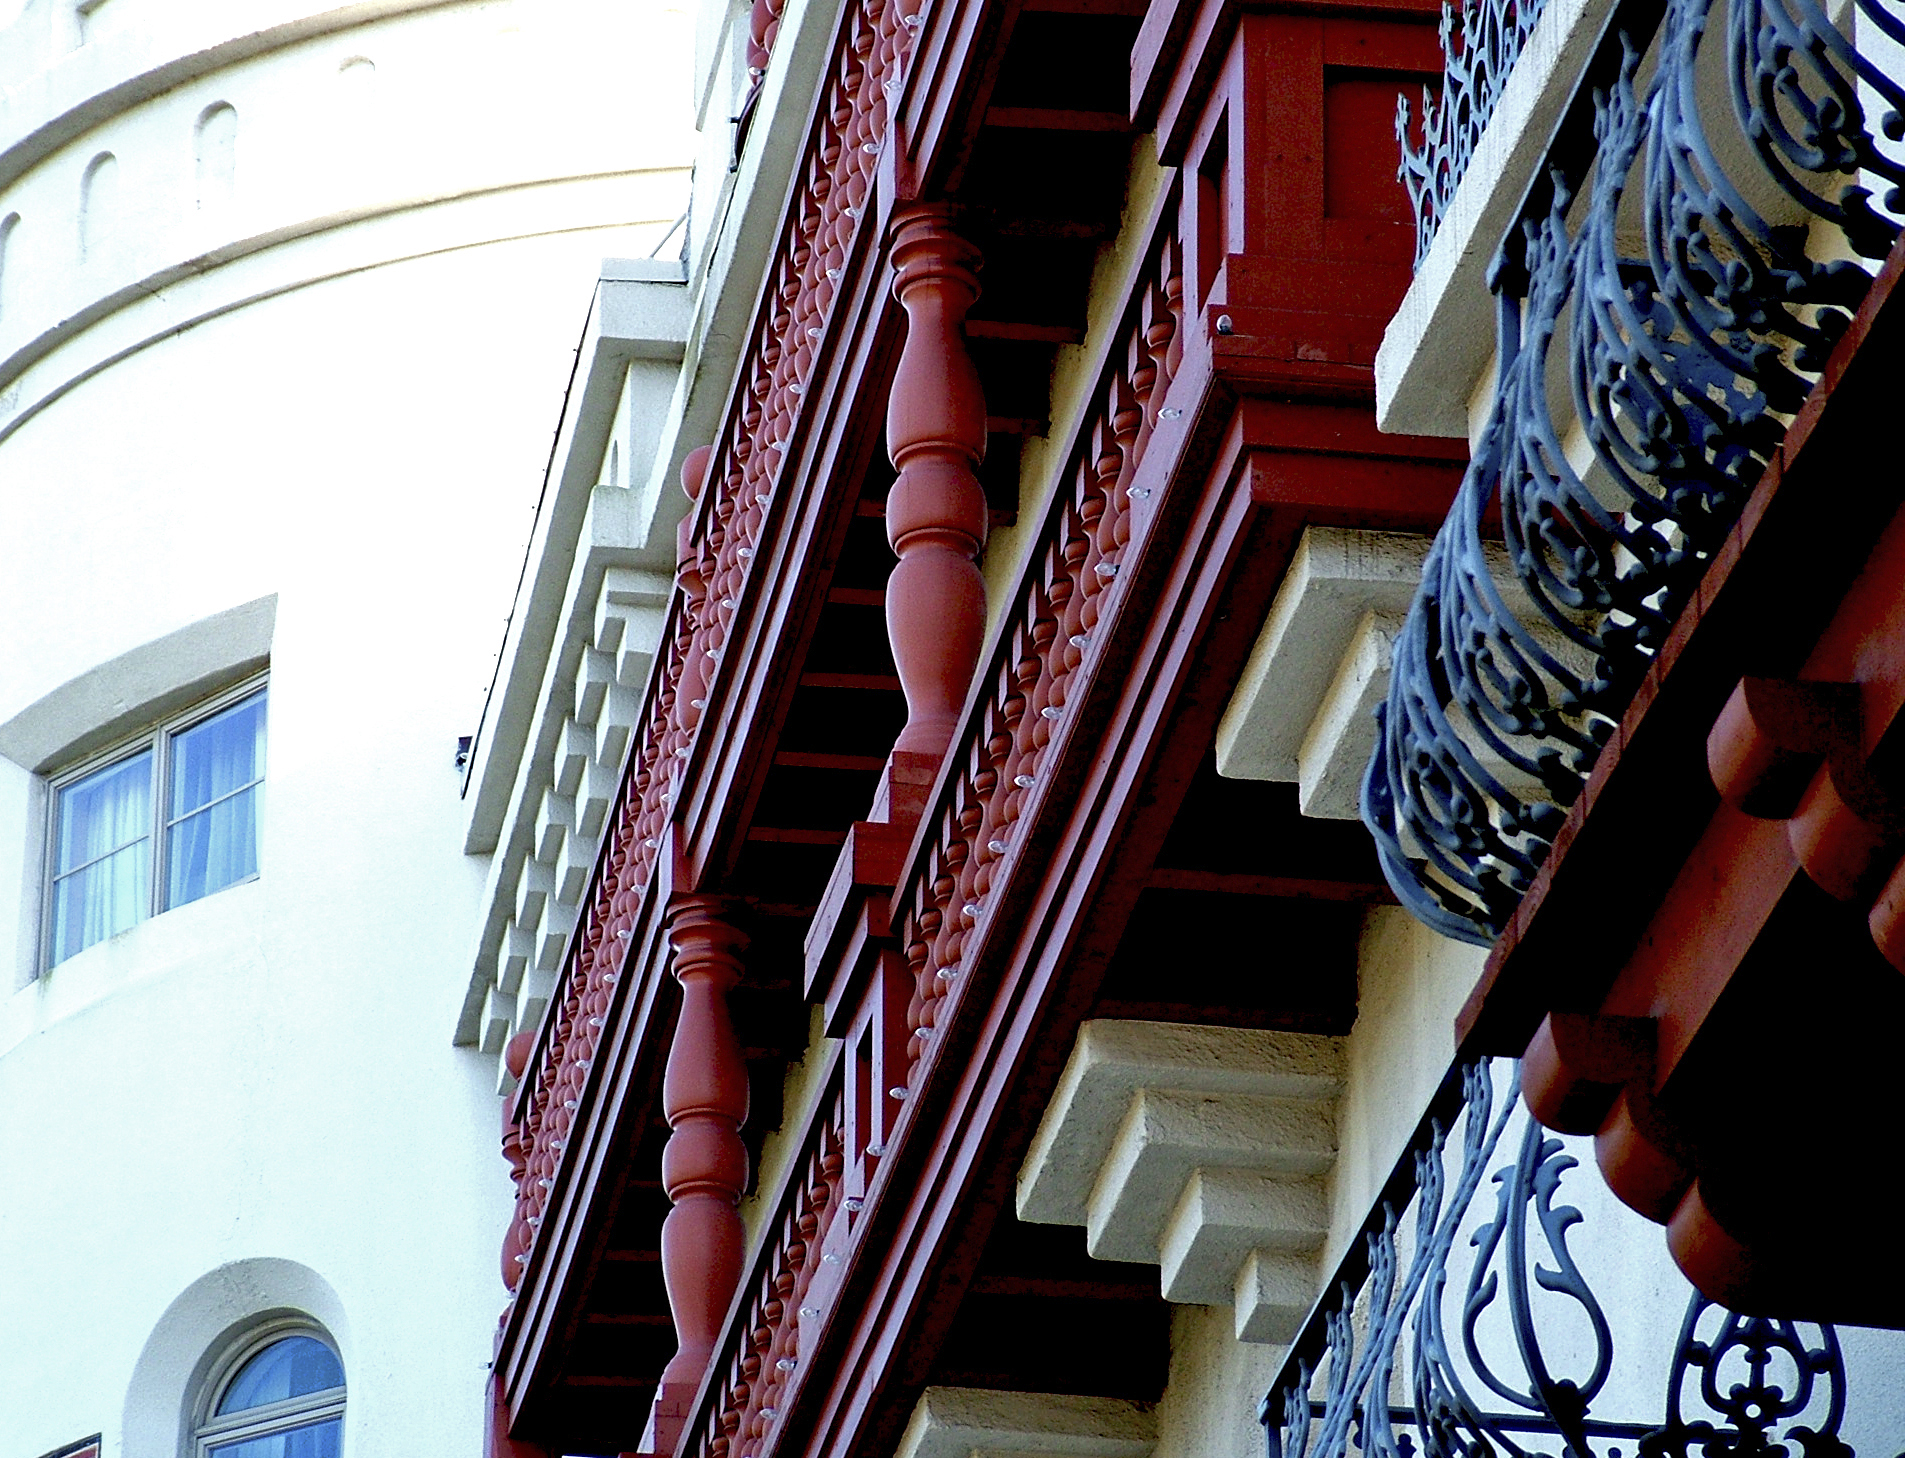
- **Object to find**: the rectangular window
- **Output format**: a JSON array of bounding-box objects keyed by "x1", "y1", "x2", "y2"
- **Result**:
[{"x1": 46, "y1": 681, "x2": 266, "y2": 968}]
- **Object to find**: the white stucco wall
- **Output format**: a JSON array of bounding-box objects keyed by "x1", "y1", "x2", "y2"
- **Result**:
[{"x1": 0, "y1": 1, "x2": 693, "y2": 1453}]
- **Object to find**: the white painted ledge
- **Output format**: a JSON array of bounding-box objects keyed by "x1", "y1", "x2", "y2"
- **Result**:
[
  {"x1": 0, "y1": 1, "x2": 453, "y2": 158},
  {"x1": 0, "y1": 172, "x2": 688, "y2": 449},
  {"x1": 894, "y1": 1389, "x2": 1157, "y2": 1458},
  {"x1": 1375, "y1": 0, "x2": 1616, "y2": 438}
]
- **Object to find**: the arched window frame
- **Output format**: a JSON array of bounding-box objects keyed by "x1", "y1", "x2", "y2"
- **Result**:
[{"x1": 190, "y1": 1320, "x2": 345, "y2": 1457}]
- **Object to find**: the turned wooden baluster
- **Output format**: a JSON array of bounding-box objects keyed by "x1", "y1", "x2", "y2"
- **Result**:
[
  {"x1": 648, "y1": 897, "x2": 751, "y2": 1455},
  {"x1": 884, "y1": 204, "x2": 988, "y2": 765}
]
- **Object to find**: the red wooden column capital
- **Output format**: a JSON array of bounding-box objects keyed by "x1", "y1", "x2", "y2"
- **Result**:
[
  {"x1": 646, "y1": 896, "x2": 751, "y2": 1456},
  {"x1": 884, "y1": 203, "x2": 988, "y2": 769}
]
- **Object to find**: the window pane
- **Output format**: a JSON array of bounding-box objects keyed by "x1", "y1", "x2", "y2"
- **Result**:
[
  {"x1": 49, "y1": 840, "x2": 149, "y2": 964},
  {"x1": 57, "y1": 750, "x2": 151, "y2": 874},
  {"x1": 216, "y1": 1336, "x2": 342, "y2": 1414},
  {"x1": 167, "y1": 785, "x2": 259, "y2": 908},
  {"x1": 208, "y1": 1417, "x2": 342, "y2": 1458},
  {"x1": 166, "y1": 691, "x2": 265, "y2": 910},
  {"x1": 170, "y1": 690, "x2": 266, "y2": 821}
]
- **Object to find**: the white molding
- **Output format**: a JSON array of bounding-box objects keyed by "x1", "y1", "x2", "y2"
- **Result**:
[
  {"x1": 1374, "y1": 0, "x2": 1615, "y2": 439},
  {"x1": 1, "y1": 2, "x2": 457, "y2": 164},
  {"x1": 0, "y1": 593, "x2": 274, "y2": 772},
  {"x1": 1017, "y1": 1021, "x2": 1345, "y2": 1345},
  {"x1": 120, "y1": 1257, "x2": 350, "y2": 1458}
]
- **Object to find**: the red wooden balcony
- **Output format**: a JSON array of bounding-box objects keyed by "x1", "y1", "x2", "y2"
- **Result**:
[{"x1": 488, "y1": 0, "x2": 1469, "y2": 1450}]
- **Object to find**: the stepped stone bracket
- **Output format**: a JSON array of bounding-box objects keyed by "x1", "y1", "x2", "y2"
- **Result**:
[
  {"x1": 478, "y1": 563, "x2": 672, "y2": 1076},
  {"x1": 1215, "y1": 528, "x2": 1429, "y2": 819},
  {"x1": 1017, "y1": 1021, "x2": 1344, "y2": 1346},
  {"x1": 894, "y1": 1388, "x2": 1157, "y2": 1458},
  {"x1": 1216, "y1": 526, "x2": 1583, "y2": 820}
]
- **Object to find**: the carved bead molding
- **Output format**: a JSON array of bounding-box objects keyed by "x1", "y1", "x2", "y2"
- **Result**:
[
  {"x1": 690, "y1": 1081, "x2": 848, "y2": 1458},
  {"x1": 884, "y1": 206, "x2": 988, "y2": 761},
  {"x1": 746, "y1": 0, "x2": 785, "y2": 81},
  {"x1": 499, "y1": 1028, "x2": 538, "y2": 1291},
  {"x1": 657, "y1": 183, "x2": 1191, "y2": 1458},
  {"x1": 651, "y1": 897, "x2": 752, "y2": 1454}
]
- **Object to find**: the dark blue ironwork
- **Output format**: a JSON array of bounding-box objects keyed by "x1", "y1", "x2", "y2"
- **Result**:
[
  {"x1": 1398, "y1": 0, "x2": 1552, "y2": 267},
  {"x1": 1367, "y1": 0, "x2": 1905, "y2": 944},
  {"x1": 1262, "y1": 1059, "x2": 1885, "y2": 1458}
]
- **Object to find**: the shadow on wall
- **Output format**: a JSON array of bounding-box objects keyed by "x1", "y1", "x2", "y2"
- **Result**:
[{"x1": 121, "y1": 1257, "x2": 350, "y2": 1458}]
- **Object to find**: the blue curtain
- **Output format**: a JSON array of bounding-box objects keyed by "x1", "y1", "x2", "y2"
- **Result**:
[
  {"x1": 167, "y1": 690, "x2": 266, "y2": 909},
  {"x1": 50, "y1": 750, "x2": 152, "y2": 964}
]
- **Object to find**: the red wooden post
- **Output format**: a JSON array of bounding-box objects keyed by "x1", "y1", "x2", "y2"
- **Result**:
[
  {"x1": 647, "y1": 896, "x2": 751, "y2": 1454},
  {"x1": 883, "y1": 204, "x2": 988, "y2": 768}
]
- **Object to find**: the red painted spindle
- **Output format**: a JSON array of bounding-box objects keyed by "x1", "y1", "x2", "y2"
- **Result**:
[
  {"x1": 647, "y1": 897, "x2": 751, "y2": 1455},
  {"x1": 884, "y1": 204, "x2": 987, "y2": 765}
]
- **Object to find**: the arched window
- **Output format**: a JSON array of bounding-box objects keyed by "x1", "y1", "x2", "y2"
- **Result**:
[
  {"x1": 78, "y1": 151, "x2": 116, "y2": 262},
  {"x1": 193, "y1": 1329, "x2": 344, "y2": 1456},
  {"x1": 0, "y1": 212, "x2": 17, "y2": 320},
  {"x1": 194, "y1": 103, "x2": 238, "y2": 210}
]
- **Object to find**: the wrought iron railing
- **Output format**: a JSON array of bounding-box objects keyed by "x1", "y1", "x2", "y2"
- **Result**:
[
  {"x1": 1364, "y1": 0, "x2": 1905, "y2": 942},
  {"x1": 1397, "y1": 0, "x2": 1552, "y2": 266},
  {"x1": 1262, "y1": 1058, "x2": 1901, "y2": 1458}
]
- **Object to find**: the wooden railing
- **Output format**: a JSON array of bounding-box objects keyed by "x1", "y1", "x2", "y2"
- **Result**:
[
  {"x1": 894, "y1": 203, "x2": 1185, "y2": 1074},
  {"x1": 501, "y1": 0, "x2": 928, "y2": 1307},
  {"x1": 667, "y1": 179, "x2": 1199, "y2": 1458},
  {"x1": 691, "y1": 1077, "x2": 848, "y2": 1458}
]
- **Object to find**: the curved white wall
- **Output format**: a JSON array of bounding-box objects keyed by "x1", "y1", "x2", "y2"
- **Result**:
[{"x1": 0, "y1": 1, "x2": 693, "y2": 1454}]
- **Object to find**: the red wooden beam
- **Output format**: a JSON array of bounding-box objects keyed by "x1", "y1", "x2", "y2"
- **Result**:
[{"x1": 1464, "y1": 228, "x2": 1905, "y2": 1321}]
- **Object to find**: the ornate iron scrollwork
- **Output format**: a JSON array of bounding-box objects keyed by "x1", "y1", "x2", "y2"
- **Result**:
[
  {"x1": 1263, "y1": 1059, "x2": 1884, "y2": 1458},
  {"x1": 1367, "y1": 0, "x2": 1905, "y2": 943},
  {"x1": 1398, "y1": 0, "x2": 1552, "y2": 266},
  {"x1": 1643, "y1": 1302, "x2": 1852, "y2": 1458}
]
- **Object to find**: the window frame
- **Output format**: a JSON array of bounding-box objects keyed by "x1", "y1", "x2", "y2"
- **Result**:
[
  {"x1": 41, "y1": 672, "x2": 268, "y2": 971},
  {"x1": 190, "y1": 1320, "x2": 345, "y2": 1458}
]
